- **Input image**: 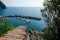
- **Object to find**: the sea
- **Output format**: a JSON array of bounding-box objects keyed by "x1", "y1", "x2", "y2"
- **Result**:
[{"x1": 0, "y1": 7, "x2": 47, "y2": 31}]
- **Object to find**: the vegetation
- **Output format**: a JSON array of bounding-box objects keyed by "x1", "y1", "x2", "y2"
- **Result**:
[
  {"x1": 41, "y1": 0, "x2": 60, "y2": 40},
  {"x1": 42, "y1": 27, "x2": 58, "y2": 40},
  {"x1": 0, "y1": 18, "x2": 15, "y2": 36},
  {"x1": 31, "y1": 28, "x2": 37, "y2": 30}
]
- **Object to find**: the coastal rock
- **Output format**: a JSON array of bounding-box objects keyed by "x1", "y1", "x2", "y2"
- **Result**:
[
  {"x1": 27, "y1": 29, "x2": 44, "y2": 40},
  {"x1": 0, "y1": 1, "x2": 6, "y2": 9},
  {"x1": 0, "y1": 26, "x2": 27, "y2": 40},
  {"x1": 0, "y1": 26, "x2": 44, "y2": 40}
]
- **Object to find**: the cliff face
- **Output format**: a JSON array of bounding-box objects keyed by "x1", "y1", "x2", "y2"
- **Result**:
[{"x1": 0, "y1": 1, "x2": 6, "y2": 9}]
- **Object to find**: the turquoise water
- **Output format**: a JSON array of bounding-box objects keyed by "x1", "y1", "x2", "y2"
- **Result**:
[{"x1": 0, "y1": 7, "x2": 47, "y2": 31}]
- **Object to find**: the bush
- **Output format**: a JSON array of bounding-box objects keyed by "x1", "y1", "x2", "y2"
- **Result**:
[
  {"x1": 42, "y1": 27, "x2": 58, "y2": 40},
  {"x1": 0, "y1": 18, "x2": 15, "y2": 36}
]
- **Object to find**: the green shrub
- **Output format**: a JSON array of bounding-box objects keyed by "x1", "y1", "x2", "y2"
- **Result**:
[
  {"x1": 0, "y1": 18, "x2": 15, "y2": 36},
  {"x1": 31, "y1": 28, "x2": 37, "y2": 30},
  {"x1": 42, "y1": 27, "x2": 58, "y2": 40}
]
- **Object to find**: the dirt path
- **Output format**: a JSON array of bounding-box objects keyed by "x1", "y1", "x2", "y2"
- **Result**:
[{"x1": 0, "y1": 26, "x2": 27, "y2": 40}]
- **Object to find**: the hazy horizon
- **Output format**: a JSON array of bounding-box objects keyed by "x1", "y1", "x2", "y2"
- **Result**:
[{"x1": 1, "y1": 0, "x2": 44, "y2": 7}]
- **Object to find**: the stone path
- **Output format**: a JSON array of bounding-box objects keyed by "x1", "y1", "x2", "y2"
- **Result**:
[{"x1": 0, "y1": 26, "x2": 27, "y2": 40}]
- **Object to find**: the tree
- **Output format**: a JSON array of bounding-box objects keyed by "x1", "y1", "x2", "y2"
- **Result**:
[{"x1": 41, "y1": 0, "x2": 60, "y2": 40}]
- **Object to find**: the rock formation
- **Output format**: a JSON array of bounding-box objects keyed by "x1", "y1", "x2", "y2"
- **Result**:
[
  {"x1": 0, "y1": 1, "x2": 6, "y2": 9},
  {"x1": 0, "y1": 26, "x2": 44, "y2": 40},
  {"x1": 0, "y1": 26, "x2": 27, "y2": 40},
  {"x1": 27, "y1": 29, "x2": 44, "y2": 40}
]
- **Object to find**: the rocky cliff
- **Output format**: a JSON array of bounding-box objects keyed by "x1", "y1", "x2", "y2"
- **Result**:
[
  {"x1": 0, "y1": 1, "x2": 6, "y2": 9},
  {"x1": 0, "y1": 26, "x2": 44, "y2": 40}
]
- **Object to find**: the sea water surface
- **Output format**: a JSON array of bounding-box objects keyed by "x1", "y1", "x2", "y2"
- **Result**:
[{"x1": 0, "y1": 7, "x2": 47, "y2": 31}]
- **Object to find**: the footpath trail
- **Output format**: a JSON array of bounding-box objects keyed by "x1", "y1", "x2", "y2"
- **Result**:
[{"x1": 0, "y1": 26, "x2": 27, "y2": 40}]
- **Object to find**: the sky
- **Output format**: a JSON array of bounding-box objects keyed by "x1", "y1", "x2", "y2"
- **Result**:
[{"x1": 1, "y1": 0, "x2": 44, "y2": 7}]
